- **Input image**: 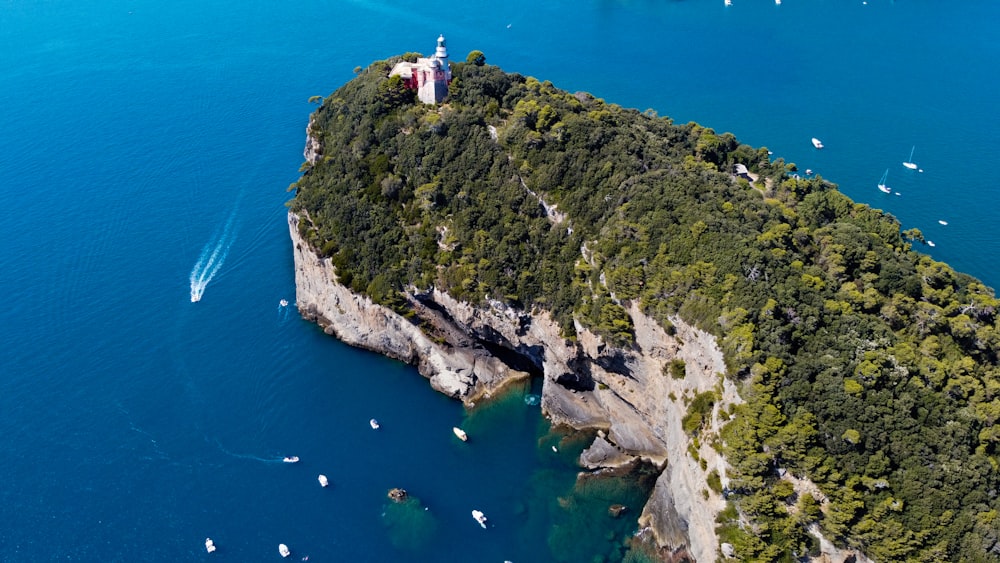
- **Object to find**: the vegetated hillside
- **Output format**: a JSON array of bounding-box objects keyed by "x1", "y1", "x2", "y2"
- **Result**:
[{"x1": 290, "y1": 56, "x2": 1000, "y2": 561}]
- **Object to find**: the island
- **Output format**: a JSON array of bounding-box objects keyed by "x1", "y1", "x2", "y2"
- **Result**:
[{"x1": 287, "y1": 38, "x2": 1000, "y2": 562}]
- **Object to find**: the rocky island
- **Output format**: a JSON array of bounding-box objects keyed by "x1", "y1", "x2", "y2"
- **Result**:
[{"x1": 288, "y1": 40, "x2": 1000, "y2": 562}]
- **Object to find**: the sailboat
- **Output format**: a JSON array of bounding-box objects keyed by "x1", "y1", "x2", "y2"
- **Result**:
[
  {"x1": 877, "y1": 169, "x2": 892, "y2": 193},
  {"x1": 903, "y1": 146, "x2": 918, "y2": 170}
]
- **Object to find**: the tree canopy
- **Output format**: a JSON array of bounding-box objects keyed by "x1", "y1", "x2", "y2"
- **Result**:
[{"x1": 291, "y1": 56, "x2": 1000, "y2": 561}]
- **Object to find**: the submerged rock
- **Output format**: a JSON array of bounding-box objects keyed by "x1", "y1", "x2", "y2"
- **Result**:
[
  {"x1": 382, "y1": 491, "x2": 437, "y2": 552},
  {"x1": 608, "y1": 504, "x2": 628, "y2": 518}
]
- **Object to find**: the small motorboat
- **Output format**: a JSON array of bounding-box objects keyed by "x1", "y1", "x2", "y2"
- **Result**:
[
  {"x1": 452, "y1": 427, "x2": 468, "y2": 441},
  {"x1": 279, "y1": 299, "x2": 289, "y2": 307},
  {"x1": 927, "y1": 241, "x2": 936, "y2": 247},
  {"x1": 472, "y1": 509, "x2": 488, "y2": 528},
  {"x1": 205, "y1": 538, "x2": 216, "y2": 553},
  {"x1": 938, "y1": 220, "x2": 948, "y2": 226},
  {"x1": 318, "y1": 474, "x2": 329, "y2": 487},
  {"x1": 370, "y1": 418, "x2": 380, "y2": 430},
  {"x1": 283, "y1": 456, "x2": 300, "y2": 463},
  {"x1": 279, "y1": 543, "x2": 291, "y2": 558},
  {"x1": 805, "y1": 169, "x2": 813, "y2": 175},
  {"x1": 811, "y1": 137, "x2": 824, "y2": 149}
]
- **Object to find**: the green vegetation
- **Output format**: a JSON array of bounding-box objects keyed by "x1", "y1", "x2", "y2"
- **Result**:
[
  {"x1": 466, "y1": 50, "x2": 486, "y2": 66},
  {"x1": 682, "y1": 390, "x2": 717, "y2": 435},
  {"x1": 291, "y1": 56, "x2": 1000, "y2": 561},
  {"x1": 667, "y1": 358, "x2": 687, "y2": 379}
]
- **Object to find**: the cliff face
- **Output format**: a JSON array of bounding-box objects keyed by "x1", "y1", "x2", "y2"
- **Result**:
[{"x1": 290, "y1": 210, "x2": 739, "y2": 562}]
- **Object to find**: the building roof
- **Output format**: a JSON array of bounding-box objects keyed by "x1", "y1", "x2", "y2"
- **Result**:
[
  {"x1": 388, "y1": 61, "x2": 416, "y2": 79},
  {"x1": 389, "y1": 57, "x2": 442, "y2": 79}
]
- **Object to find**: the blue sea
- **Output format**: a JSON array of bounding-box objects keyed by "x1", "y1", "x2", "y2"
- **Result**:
[{"x1": 2, "y1": 0, "x2": 998, "y2": 560}]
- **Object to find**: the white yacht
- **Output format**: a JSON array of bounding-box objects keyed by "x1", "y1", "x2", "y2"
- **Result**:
[
  {"x1": 318, "y1": 474, "x2": 329, "y2": 487},
  {"x1": 452, "y1": 427, "x2": 468, "y2": 441},
  {"x1": 205, "y1": 538, "x2": 216, "y2": 553},
  {"x1": 282, "y1": 456, "x2": 300, "y2": 463},
  {"x1": 370, "y1": 418, "x2": 380, "y2": 430},
  {"x1": 878, "y1": 169, "x2": 891, "y2": 194},
  {"x1": 903, "y1": 146, "x2": 918, "y2": 169},
  {"x1": 279, "y1": 544, "x2": 291, "y2": 558},
  {"x1": 811, "y1": 137, "x2": 824, "y2": 149},
  {"x1": 472, "y1": 510, "x2": 488, "y2": 528}
]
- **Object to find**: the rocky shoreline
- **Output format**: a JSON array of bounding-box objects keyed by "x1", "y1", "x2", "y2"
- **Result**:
[{"x1": 289, "y1": 207, "x2": 739, "y2": 561}]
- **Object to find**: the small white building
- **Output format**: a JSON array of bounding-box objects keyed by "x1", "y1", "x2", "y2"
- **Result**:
[{"x1": 388, "y1": 35, "x2": 452, "y2": 104}]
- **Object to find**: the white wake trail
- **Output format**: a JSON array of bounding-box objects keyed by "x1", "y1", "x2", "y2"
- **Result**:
[{"x1": 189, "y1": 209, "x2": 238, "y2": 302}]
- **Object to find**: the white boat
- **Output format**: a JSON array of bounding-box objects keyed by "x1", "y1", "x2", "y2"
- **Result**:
[
  {"x1": 724, "y1": 0, "x2": 732, "y2": 6},
  {"x1": 775, "y1": 0, "x2": 781, "y2": 4},
  {"x1": 318, "y1": 474, "x2": 329, "y2": 487},
  {"x1": 903, "y1": 146, "x2": 918, "y2": 170},
  {"x1": 452, "y1": 427, "x2": 468, "y2": 441},
  {"x1": 805, "y1": 169, "x2": 813, "y2": 175},
  {"x1": 282, "y1": 456, "x2": 300, "y2": 463},
  {"x1": 927, "y1": 241, "x2": 936, "y2": 247},
  {"x1": 279, "y1": 543, "x2": 291, "y2": 558},
  {"x1": 877, "y1": 169, "x2": 891, "y2": 193},
  {"x1": 279, "y1": 299, "x2": 289, "y2": 307},
  {"x1": 205, "y1": 538, "x2": 216, "y2": 553},
  {"x1": 472, "y1": 509, "x2": 488, "y2": 528},
  {"x1": 938, "y1": 220, "x2": 948, "y2": 226},
  {"x1": 370, "y1": 418, "x2": 380, "y2": 430},
  {"x1": 811, "y1": 137, "x2": 824, "y2": 149}
]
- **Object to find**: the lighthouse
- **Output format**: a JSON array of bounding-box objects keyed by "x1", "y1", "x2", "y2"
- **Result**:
[
  {"x1": 433, "y1": 34, "x2": 450, "y2": 82},
  {"x1": 388, "y1": 35, "x2": 453, "y2": 104}
]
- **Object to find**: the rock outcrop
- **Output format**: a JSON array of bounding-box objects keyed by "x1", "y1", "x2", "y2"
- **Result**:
[
  {"x1": 303, "y1": 114, "x2": 322, "y2": 165},
  {"x1": 291, "y1": 206, "x2": 741, "y2": 561}
]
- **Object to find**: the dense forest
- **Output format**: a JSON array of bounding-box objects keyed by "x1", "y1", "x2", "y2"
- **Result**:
[{"x1": 290, "y1": 54, "x2": 1000, "y2": 561}]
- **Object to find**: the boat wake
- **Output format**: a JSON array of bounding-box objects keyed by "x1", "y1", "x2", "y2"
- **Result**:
[
  {"x1": 213, "y1": 439, "x2": 285, "y2": 464},
  {"x1": 190, "y1": 208, "x2": 238, "y2": 303}
]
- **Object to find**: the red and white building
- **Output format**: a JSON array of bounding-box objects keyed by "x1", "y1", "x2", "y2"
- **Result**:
[{"x1": 388, "y1": 35, "x2": 452, "y2": 104}]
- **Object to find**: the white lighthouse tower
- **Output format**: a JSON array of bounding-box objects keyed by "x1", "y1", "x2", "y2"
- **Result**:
[{"x1": 434, "y1": 34, "x2": 451, "y2": 82}]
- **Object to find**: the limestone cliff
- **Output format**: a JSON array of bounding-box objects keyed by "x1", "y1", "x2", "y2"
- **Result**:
[{"x1": 290, "y1": 208, "x2": 740, "y2": 562}]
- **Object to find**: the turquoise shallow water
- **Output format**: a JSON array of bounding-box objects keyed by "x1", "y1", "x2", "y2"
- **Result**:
[{"x1": 1, "y1": 0, "x2": 998, "y2": 560}]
